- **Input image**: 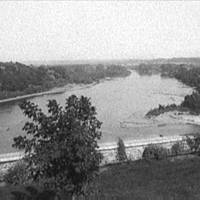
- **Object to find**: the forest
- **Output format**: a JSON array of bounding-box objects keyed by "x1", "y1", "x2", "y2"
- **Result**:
[{"x1": 0, "y1": 62, "x2": 130, "y2": 100}]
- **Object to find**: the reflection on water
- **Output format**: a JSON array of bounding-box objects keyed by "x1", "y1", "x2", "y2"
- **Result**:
[{"x1": 0, "y1": 70, "x2": 199, "y2": 153}]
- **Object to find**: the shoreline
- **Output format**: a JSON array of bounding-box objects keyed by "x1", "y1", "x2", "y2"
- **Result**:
[
  {"x1": 145, "y1": 104, "x2": 194, "y2": 118},
  {"x1": 0, "y1": 135, "x2": 186, "y2": 163},
  {"x1": 0, "y1": 80, "x2": 102, "y2": 105},
  {"x1": 0, "y1": 88, "x2": 67, "y2": 104},
  {"x1": 0, "y1": 74, "x2": 128, "y2": 105}
]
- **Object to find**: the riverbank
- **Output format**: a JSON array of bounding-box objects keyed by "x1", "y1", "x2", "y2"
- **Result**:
[
  {"x1": 0, "y1": 62, "x2": 131, "y2": 101},
  {"x1": 1, "y1": 155, "x2": 200, "y2": 199},
  {"x1": 0, "y1": 87, "x2": 67, "y2": 104},
  {"x1": 0, "y1": 73, "x2": 131, "y2": 104},
  {"x1": 0, "y1": 75, "x2": 123, "y2": 105},
  {"x1": 0, "y1": 134, "x2": 197, "y2": 195},
  {"x1": 145, "y1": 92, "x2": 200, "y2": 119},
  {"x1": 0, "y1": 135, "x2": 188, "y2": 165}
]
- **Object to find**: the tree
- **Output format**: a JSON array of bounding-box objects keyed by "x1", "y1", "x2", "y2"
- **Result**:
[
  {"x1": 142, "y1": 144, "x2": 168, "y2": 160},
  {"x1": 13, "y1": 95, "x2": 103, "y2": 198},
  {"x1": 116, "y1": 138, "x2": 127, "y2": 162},
  {"x1": 181, "y1": 92, "x2": 200, "y2": 113}
]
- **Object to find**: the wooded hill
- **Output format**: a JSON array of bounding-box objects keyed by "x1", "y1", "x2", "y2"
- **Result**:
[{"x1": 0, "y1": 62, "x2": 130, "y2": 100}]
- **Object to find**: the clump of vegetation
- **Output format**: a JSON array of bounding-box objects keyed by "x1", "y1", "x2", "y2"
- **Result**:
[
  {"x1": 142, "y1": 144, "x2": 169, "y2": 160},
  {"x1": 172, "y1": 65, "x2": 200, "y2": 91},
  {"x1": 181, "y1": 92, "x2": 200, "y2": 114},
  {"x1": 3, "y1": 161, "x2": 30, "y2": 185},
  {"x1": 186, "y1": 135, "x2": 200, "y2": 155},
  {"x1": 116, "y1": 138, "x2": 127, "y2": 162},
  {"x1": 12, "y1": 95, "x2": 103, "y2": 198},
  {"x1": 171, "y1": 141, "x2": 185, "y2": 156},
  {"x1": 146, "y1": 104, "x2": 179, "y2": 117}
]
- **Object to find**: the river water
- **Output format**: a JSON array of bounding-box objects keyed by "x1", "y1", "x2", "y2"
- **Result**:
[{"x1": 0, "y1": 70, "x2": 200, "y2": 153}]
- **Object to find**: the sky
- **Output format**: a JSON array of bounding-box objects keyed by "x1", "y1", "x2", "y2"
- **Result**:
[{"x1": 0, "y1": 1, "x2": 200, "y2": 62}]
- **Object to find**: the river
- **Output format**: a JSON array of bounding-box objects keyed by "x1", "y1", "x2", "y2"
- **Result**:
[{"x1": 0, "y1": 70, "x2": 200, "y2": 153}]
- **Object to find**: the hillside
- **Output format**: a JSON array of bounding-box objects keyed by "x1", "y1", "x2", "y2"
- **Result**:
[{"x1": 0, "y1": 62, "x2": 130, "y2": 100}]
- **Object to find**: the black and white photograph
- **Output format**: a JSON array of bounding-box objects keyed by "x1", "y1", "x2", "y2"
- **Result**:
[{"x1": 0, "y1": 1, "x2": 200, "y2": 199}]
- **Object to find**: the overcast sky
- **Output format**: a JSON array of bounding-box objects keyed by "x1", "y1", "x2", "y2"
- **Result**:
[{"x1": 0, "y1": 1, "x2": 200, "y2": 62}]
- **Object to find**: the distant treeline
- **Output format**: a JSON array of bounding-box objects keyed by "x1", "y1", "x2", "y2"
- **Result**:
[
  {"x1": 130, "y1": 63, "x2": 195, "y2": 77},
  {"x1": 0, "y1": 62, "x2": 130, "y2": 100},
  {"x1": 166, "y1": 66, "x2": 200, "y2": 91},
  {"x1": 130, "y1": 64, "x2": 161, "y2": 76},
  {"x1": 131, "y1": 63, "x2": 200, "y2": 90}
]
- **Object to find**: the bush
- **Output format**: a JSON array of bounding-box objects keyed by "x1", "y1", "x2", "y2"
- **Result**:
[
  {"x1": 171, "y1": 141, "x2": 185, "y2": 156},
  {"x1": 186, "y1": 135, "x2": 200, "y2": 154},
  {"x1": 3, "y1": 161, "x2": 30, "y2": 185},
  {"x1": 142, "y1": 144, "x2": 169, "y2": 160},
  {"x1": 116, "y1": 138, "x2": 127, "y2": 162}
]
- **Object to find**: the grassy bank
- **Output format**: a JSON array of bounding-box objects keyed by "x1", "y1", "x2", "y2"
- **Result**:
[
  {"x1": 1, "y1": 157, "x2": 200, "y2": 199},
  {"x1": 95, "y1": 157, "x2": 200, "y2": 199}
]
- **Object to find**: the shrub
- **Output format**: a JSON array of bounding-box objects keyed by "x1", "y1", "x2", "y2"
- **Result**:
[
  {"x1": 171, "y1": 141, "x2": 185, "y2": 156},
  {"x1": 142, "y1": 144, "x2": 168, "y2": 160},
  {"x1": 116, "y1": 138, "x2": 127, "y2": 162},
  {"x1": 3, "y1": 161, "x2": 30, "y2": 185},
  {"x1": 186, "y1": 135, "x2": 200, "y2": 154}
]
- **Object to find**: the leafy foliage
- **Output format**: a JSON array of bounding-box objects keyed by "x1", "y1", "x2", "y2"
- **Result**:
[
  {"x1": 142, "y1": 144, "x2": 169, "y2": 160},
  {"x1": 13, "y1": 95, "x2": 102, "y2": 196},
  {"x1": 173, "y1": 66, "x2": 200, "y2": 91},
  {"x1": 186, "y1": 135, "x2": 200, "y2": 154},
  {"x1": 3, "y1": 161, "x2": 30, "y2": 185},
  {"x1": 171, "y1": 141, "x2": 185, "y2": 156},
  {"x1": 181, "y1": 92, "x2": 200, "y2": 113},
  {"x1": 146, "y1": 103, "x2": 179, "y2": 117},
  {"x1": 116, "y1": 138, "x2": 127, "y2": 162}
]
